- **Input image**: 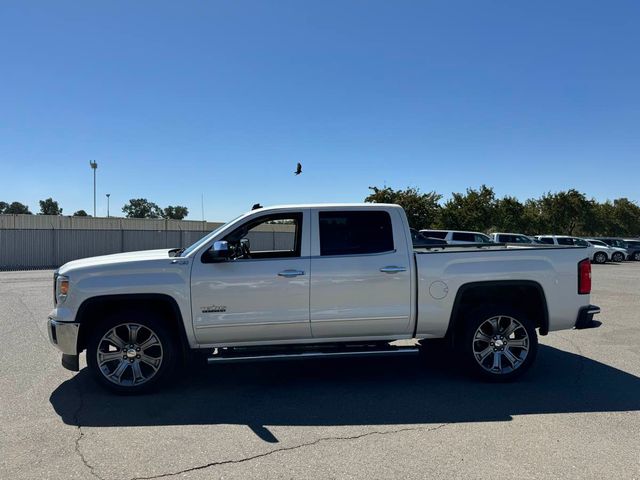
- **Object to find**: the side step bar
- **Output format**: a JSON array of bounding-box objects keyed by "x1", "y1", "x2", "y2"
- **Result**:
[{"x1": 207, "y1": 347, "x2": 419, "y2": 365}]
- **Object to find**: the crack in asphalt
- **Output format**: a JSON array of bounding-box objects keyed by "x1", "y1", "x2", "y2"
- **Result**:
[
  {"x1": 72, "y1": 373, "x2": 106, "y2": 480},
  {"x1": 130, "y1": 423, "x2": 449, "y2": 480}
]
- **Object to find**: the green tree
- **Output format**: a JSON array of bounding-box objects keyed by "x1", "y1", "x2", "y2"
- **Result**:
[
  {"x1": 38, "y1": 197, "x2": 63, "y2": 215},
  {"x1": 521, "y1": 199, "x2": 544, "y2": 235},
  {"x1": 162, "y1": 205, "x2": 189, "y2": 220},
  {"x1": 122, "y1": 198, "x2": 162, "y2": 218},
  {"x1": 0, "y1": 201, "x2": 8, "y2": 214},
  {"x1": 492, "y1": 196, "x2": 526, "y2": 233},
  {"x1": 5, "y1": 202, "x2": 32, "y2": 214},
  {"x1": 538, "y1": 189, "x2": 593, "y2": 235},
  {"x1": 73, "y1": 210, "x2": 89, "y2": 217},
  {"x1": 365, "y1": 186, "x2": 442, "y2": 229},
  {"x1": 611, "y1": 198, "x2": 640, "y2": 236},
  {"x1": 439, "y1": 185, "x2": 496, "y2": 231}
]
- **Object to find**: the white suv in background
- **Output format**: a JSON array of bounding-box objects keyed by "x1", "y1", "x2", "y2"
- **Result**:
[
  {"x1": 490, "y1": 232, "x2": 539, "y2": 245},
  {"x1": 419, "y1": 229, "x2": 492, "y2": 244},
  {"x1": 535, "y1": 235, "x2": 604, "y2": 263},
  {"x1": 585, "y1": 239, "x2": 627, "y2": 263}
]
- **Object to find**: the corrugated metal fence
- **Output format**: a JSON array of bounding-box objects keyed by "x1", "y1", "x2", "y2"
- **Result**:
[
  {"x1": 0, "y1": 229, "x2": 210, "y2": 270},
  {"x1": 0, "y1": 215, "x2": 297, "y2": 270}
]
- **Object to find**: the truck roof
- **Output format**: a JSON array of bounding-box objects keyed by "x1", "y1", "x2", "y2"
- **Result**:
[{"x1": 250, "y1": 203, "x2": 403, "y2": 212}]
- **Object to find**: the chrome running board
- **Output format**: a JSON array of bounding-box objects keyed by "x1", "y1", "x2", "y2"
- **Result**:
[{"x1": 206, "y1": 347, "x2": 419, "y2": 365}]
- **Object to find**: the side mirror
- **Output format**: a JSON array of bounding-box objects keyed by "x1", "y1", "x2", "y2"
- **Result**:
[{"x1": 203, "y1": 241, "x2": 230, "y2": 263}]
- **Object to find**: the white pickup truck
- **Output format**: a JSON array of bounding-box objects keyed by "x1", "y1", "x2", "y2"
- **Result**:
[{"x1": 47, "y1": 204, "x2": 600, "y2": 393}]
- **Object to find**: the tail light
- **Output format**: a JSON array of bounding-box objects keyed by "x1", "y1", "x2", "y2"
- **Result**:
[{"x1": 578, "y1": 258, "x2": 591, "y2": 294}]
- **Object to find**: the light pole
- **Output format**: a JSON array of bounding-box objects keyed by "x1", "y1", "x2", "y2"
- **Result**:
[
  {"x1": 106, "y1": 193, "x2": 110, "y2": 217},
  {"x1": 89, "y1": 161, "x2": 98, "y2": 217}
]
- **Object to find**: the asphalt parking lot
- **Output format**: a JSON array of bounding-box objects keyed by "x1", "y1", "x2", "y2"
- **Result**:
[{"x1": 0, "y1": 265, "x2": 639, "y2": 480}]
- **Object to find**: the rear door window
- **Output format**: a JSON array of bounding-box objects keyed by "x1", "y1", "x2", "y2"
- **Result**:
[
  {"x1": 319, "y1": 211, "x2": 394, "y2": 256},
  {"x1": 474, "y1": 233, "x2": 491, "y2": 243},
  {"x1": 422, "y1": 231, "x2": 447, "y2": 239},
  {"x1": 538, "y1": 237, "x2": 554, "y2": 244},
  {"x1": 556, "y1": 237, "x2": 575, "y2": 246},
  {"x1": 514, "y1": 235, "x2": 532, "y2": 243},
  {"x1": 452, "y1": 232, "x2": 475, "y2": 242}
]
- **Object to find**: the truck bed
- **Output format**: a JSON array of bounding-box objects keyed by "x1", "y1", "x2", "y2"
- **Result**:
[{"x1": 413, "y1": 244, "x2": 590, "y2": 338}]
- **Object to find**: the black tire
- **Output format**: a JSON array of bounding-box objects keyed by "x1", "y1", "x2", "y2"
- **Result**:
[
  {"x1": 458, "y1": 306, "x2": 538, "y2": 382},
  {"x1": 612, "y1": 252, "x2": 625, "y2": 263},
  {"x1": 593, "y1": 252, "x2": 607, "y2": 264},
  {"x1": 634, "y1": 251, "x2": 640, "y2": 261},
  {"x1": 86, "y1": 311, "x2": 178, "y2": 394}
]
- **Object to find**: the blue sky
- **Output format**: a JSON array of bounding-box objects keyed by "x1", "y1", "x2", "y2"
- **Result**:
[{"x1": 1, "y1": 1, "x2": 639, "y2": 221}]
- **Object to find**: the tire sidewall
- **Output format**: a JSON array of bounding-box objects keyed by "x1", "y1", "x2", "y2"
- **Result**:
[
  {"x1": 594, "y1": 252, "x2": 606, "y2": 264},
  {"x1": 86, "y1": 312, "x2": 177, "y2": 394},
  {"x1": 458, "y1": 306, "x2": 538, "y2": 382}
]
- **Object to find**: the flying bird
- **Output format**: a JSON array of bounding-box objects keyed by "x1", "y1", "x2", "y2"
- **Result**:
[{"x1": 294, "y1": 162, "x2": 302, "y2": 175}]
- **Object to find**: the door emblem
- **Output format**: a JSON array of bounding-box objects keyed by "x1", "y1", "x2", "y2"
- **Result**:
[{"x1": 202, "y1": 305, "x2": 227, "y2": 313}]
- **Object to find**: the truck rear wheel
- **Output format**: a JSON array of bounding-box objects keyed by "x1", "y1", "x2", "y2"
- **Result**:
[
  {"x1": 459, "y1": 307, "x2": 538, "y2": 382},
  {"x1": 86, "y1": 312, "x2": 177, "y2": 394}
]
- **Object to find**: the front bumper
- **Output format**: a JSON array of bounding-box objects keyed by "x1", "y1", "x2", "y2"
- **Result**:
[
  {"x1": 47, "y1": 317, "x2": 81, "y2": 372},
  {"x1": 575, "y1": 304, "x2": 601, "y2": 330},
  {"x1": 47, "y1": 317, "x2": 80, "y2": 354}
]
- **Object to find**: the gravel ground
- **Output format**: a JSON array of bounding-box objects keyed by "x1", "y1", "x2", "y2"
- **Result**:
[{"x1": 0, "y1": 265, "x2": 638, "y2": 480}]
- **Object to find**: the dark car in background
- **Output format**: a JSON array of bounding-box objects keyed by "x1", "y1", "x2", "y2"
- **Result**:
[
  {"x1": 597, "y1": 238, "x2": 640, "y2": 261},
  {"x1": 410, "y1": 228, "x2": 448, "y2": 248}
]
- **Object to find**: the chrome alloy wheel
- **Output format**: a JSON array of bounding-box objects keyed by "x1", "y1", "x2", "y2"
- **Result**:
[
  {"x1": 472, "y1": 315, "x2": 530, "y2": 375},
  {"x1": 96, "y1": 323, "x2": 163, "y2": 386}
]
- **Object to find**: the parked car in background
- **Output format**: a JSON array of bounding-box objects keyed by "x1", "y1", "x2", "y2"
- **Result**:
[
  {"x1": 596, "y1": 238, "x2": 640, "y2": 261},
  {"x1": 490, "y1": 233, "x2": 538, "y2": 245},
  {"x1": 420, "y1": 229, "x2": 492, "y2": 244},
  {"x1": 622, "y1": 239, "x2": 640, "y2": 261},
  {"x1": 624, "y1": 238, "x2": 640, "y2": 261},
  {"x1": 535, "y1": 236, "x2": 603, "y2": 264},
  {"x1": 410, "y1": 228, "x2": 448, "y2": 247},
  {"x1": 585, "y1": 239, "x2": 627, "y2": 262}
]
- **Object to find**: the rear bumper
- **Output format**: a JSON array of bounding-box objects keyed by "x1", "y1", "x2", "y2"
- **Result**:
[{"x1": 574, "y1": 304, "x2": 601, "y2": 330}]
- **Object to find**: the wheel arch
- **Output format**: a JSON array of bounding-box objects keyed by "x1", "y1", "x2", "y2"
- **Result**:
[
  {"x1": 446, "y1": 280, "x2": 550, "y2": 347},
  {"x1": 76, "y1": 294, "x2": 190, "y2": 358}
]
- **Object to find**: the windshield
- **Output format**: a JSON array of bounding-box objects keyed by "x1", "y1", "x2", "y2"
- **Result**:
[
  {"x1": 514, "y1": 235, "x2": 533, "y2": 243},
  {"x1": 179, "y1": 214, "x2": 244, "y2": 257},
  {"x1": 589, "y1": 240, "x2": 607, "y2": 247}
]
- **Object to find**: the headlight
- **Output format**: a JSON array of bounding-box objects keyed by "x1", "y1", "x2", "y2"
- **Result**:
[{"x1": 55, "y1": 275, "x2": 70, "y2": 304}]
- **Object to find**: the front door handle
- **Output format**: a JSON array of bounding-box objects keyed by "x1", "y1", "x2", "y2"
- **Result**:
[
  {"x1": 278, "y1": 269, "x2": 305, "y2": 278},
  {"x1": 380, "y1": 266, "x2": 407, "y2": 273}
]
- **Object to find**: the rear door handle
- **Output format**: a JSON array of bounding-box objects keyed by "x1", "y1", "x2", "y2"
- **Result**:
[
  {"x1": 380, "y1": 266, "x2": 407, "y2": 273},
  {"x1": 278, "y1": 269, "x2": 305, "y2": 278}
]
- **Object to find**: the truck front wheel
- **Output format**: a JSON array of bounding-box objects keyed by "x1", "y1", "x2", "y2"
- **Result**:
[
  {"x1": 460, "y1": 307, "x2": 538, "y2": 382},
  {"x1": 86, "y1": 312, "x2": 177, "y2": 394}
]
